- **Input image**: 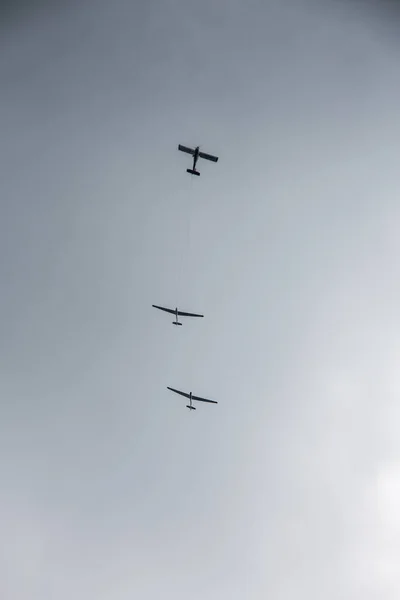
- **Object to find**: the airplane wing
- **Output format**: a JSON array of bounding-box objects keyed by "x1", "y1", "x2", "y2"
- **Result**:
[
  {"x1": 152, "y1": 304, "x2": 175, "y2": 315},
  {"x1": 167, "y1": 386, "x2": 190, "y2": 399},
  {"x1": 177, "y1": 310, "x2": 204, "y2": 318},
  {"x1": 178, "y1": 144, "x2": 195, "y2": 155},
  {"x1": 198, "y1": 151, "x2": 218, "y2": 162},
  {"x1": 192, "y1": 394, "x2": 218, "y2": 404}
]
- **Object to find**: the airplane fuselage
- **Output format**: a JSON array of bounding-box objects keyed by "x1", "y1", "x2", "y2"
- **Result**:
[{"x1": 192, "y1": 146, "x2": 200, "y2": 171}]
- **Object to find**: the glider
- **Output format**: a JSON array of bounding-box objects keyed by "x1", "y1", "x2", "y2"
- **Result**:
[
  {"x1": 167, "y1": 386, "x2": 218, "y2": 411},
  {"x1": 152, "y1": 304, "x2": 204, "y2": 326},
  {"x1": 178, "y1": 144, "x2": 218, "y2": 176}
]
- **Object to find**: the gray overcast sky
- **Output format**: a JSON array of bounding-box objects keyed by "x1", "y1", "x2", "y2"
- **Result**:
[{"x1": 1, "y1": 0, "x2": 400, "y2": 598}]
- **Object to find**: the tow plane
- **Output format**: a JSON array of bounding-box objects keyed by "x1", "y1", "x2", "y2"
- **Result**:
[
  {"x1": 178, "y1": 144, "x2": 218, "y2": 176},
  {"x1": 152, "y1": 304, "x2": 204, "y2": 326},
  {"x1": 167, "y1": 386, "x2": 218, "y2": 410}
]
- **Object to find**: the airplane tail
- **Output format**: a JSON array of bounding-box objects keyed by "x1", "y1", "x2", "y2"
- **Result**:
[
  {"x1": 186, "y1": 405, "x2": 196, "y2": 410},
  {"x1": 172, "y1": 321, "x2": 182, "y2": 326},
  {"x1": 186, "y1": 169, "x2": 200, "y2": 176}
]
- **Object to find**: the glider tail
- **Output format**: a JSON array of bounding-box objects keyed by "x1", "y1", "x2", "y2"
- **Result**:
[
  {"x1": 186, "y1": 405, "x2": 196, "y2": 410},
  {"x1": 186, "y1": 169, "x2": 200, "y2": 176},
  {"x1": 172, "y1": 321, "x2": 182, "y2": 326}
]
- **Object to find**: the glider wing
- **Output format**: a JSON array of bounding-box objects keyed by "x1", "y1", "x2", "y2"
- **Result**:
[
  {"x1": 167, "y1": 387, "x2": 191, "y2": 399},
  {"x1": 152, "y1": 305, "x2": 175, "y2": 315},
  {"x1": 177, "y1": 310, "x2": 204, "y2": 318},
  {"x1": 192, "y1": 394, "x2": 218, "y2": 404}
]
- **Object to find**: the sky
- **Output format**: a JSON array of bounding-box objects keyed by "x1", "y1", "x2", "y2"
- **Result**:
[{"x1": 1, "y1": 0, "x2": 400, "y2": 598}]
